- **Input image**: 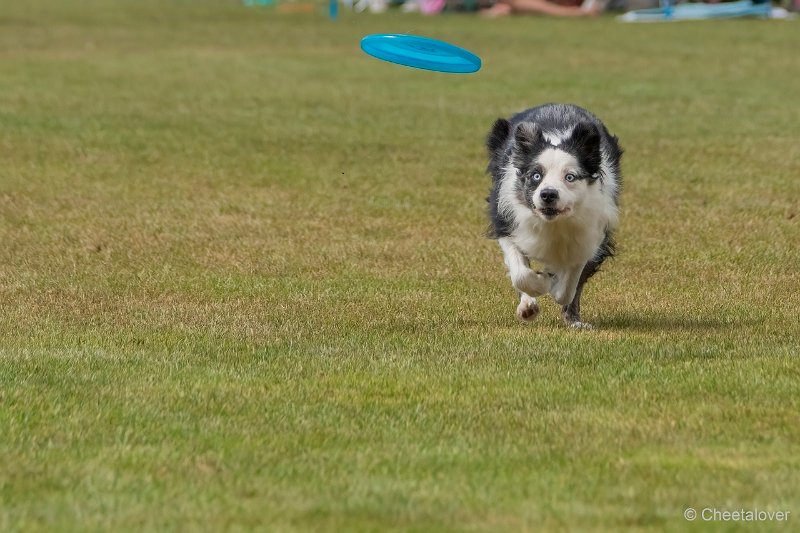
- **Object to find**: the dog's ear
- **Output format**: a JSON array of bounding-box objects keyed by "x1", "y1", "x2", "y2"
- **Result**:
[
  {"x1": 486, "y1": 118, "x2": 511, "y2": 155},
  {"x1": 567, "y1": 122, "x2": 602, "y2": 175},
  {"x1": 513, "y1": 122, "x2": 543, "y2": 154}
]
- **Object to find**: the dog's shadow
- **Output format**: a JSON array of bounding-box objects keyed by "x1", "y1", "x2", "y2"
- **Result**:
[{"x1": 596, "y1": 311, "x2": 758, "y2": 333}]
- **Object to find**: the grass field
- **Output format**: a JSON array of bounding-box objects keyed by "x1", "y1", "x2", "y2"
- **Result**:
[{"x1": 1, "y1": 1, "x2": 799, "y2": 530}]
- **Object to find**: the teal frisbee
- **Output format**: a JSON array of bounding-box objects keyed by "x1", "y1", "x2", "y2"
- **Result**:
[{"x1": 360, "y1": 34, "x2": 481, "y2": 74}]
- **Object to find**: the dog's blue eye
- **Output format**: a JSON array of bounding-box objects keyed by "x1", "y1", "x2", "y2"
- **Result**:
[
  {"x1": 532, "y1": 173, "x2": 542, "y2": 181},
  {"x1": 565, "y1": 173, "x2": 577, "y2": 182}
]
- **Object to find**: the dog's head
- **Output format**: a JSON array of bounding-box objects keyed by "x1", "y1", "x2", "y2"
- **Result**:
[{"x1": 491, "y1": 119, "x2": 603, "y2": 222}]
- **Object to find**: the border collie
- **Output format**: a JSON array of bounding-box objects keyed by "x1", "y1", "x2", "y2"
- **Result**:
[{"x1": 485, "y1": 103, "x2": 623, "y2": 328}]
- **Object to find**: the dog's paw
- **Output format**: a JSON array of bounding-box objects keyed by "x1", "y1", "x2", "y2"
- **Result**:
[
  {"x1": 516, "y1": 295, "x2": 540, "y2": 322},
  {"x1": 512, "y1": 269, "x2": 552, "y2": 297},
  {"x1": 567, "y1": 321, "x2": 593, "y2": 330}
]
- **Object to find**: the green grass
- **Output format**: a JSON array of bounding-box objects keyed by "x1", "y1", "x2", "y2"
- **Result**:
[{"x1": 1, "y1": 1, "x2": 799, "y2": 530}]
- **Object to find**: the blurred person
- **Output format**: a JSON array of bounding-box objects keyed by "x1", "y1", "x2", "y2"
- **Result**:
[{"x1": 481, "y1": 0, "x2": 605, "y2": 16}]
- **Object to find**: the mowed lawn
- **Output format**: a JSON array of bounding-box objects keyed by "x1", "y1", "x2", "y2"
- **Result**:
[{"x1": 1, "y1": 1, "x2": 799, "y2": 530}]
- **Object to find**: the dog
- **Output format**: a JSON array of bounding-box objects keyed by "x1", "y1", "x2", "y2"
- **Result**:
[{"x1": 485, "y1": 103, "x2": 622, "y2": 328}]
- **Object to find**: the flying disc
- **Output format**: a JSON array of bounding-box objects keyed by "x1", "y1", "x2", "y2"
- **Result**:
[{"x1": 360, "y1": 34, "x2": 481, "y2": 74}]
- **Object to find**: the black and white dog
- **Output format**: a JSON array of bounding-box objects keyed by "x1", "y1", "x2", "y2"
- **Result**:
[{"x1": 486, "y1": 103, "x2": 622, "y2": 328}]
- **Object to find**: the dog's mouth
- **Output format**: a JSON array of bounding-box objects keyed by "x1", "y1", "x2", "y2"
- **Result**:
[{"x1": 537, "y1": 207, "x2": 568, "y2": 220}]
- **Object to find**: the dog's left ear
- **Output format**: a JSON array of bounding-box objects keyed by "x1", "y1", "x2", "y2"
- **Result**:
[{"x1": 566, "y1": 122, "x2": 602, "y2": 176}]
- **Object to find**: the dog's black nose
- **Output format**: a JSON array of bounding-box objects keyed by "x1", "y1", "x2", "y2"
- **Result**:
[{"x1": 539, "y1": 188, "x2": 559, "y2": 204}]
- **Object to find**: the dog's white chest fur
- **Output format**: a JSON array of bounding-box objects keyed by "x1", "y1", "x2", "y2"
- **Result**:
[
  {"x1": 512, "y1": 215, "x2": 606, "y2": 269},
  {"x1": 501, "y1": 164, "x2": 619, "y2": 270},
  {"x1": 514, "y1": 192, "x2": 616, "y2": 268}
]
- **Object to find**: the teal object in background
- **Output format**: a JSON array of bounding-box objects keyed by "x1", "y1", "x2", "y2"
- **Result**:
[
  {"x1": 619, "y1": 0, "x2": 771, "y2": 21},
  {"x1": 243, "y1": 0, "x2": 274, "y2": 5}
]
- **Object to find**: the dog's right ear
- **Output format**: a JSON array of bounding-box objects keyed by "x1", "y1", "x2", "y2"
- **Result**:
[
  {"x1": 513, "y1": 122, "x2": 543, "y2": 154},
  {"x1": 486, "y1": 118, "x2": 511, "y2": 155}
]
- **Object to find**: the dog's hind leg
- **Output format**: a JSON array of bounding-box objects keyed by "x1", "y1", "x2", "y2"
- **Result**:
[
  {"x1": 550, "y1": 265, "x2": 584, "y2": 307},
  {"x1": 562, "y1": 234, "x2": 614, "y2": 329},
  {"x1": 561, "y1": 260, "x2": 600, "y2": 329}
]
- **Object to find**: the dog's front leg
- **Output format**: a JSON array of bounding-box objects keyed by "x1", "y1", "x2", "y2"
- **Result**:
[
  {"x1": 499, "y1": 238, "x2": 552, "y2": 321},
  {"x1": 549, "y1": 265, "x2": 584, "y2": 308}
]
